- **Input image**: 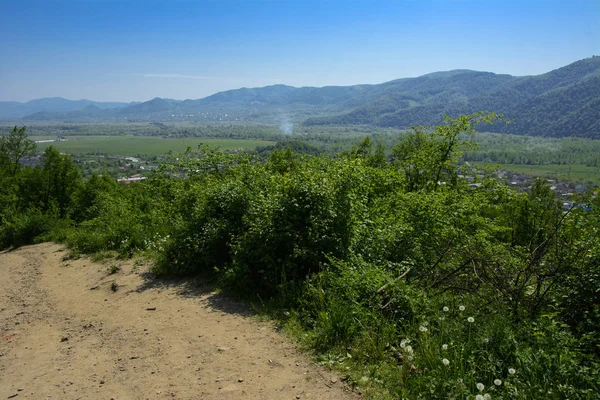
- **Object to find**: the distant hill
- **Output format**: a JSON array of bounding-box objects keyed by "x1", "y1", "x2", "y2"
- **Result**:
[
  {"x1": 305, "y1": 57, "x2": 600, "y2": 138},
  {"x1": 7, "y1": 57, "x2": 600, "y2": 138},
  {"x1": 0, "y1": 98, "x2": 135, "y2": 119}
]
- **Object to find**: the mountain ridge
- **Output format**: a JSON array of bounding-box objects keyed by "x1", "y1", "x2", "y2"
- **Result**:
[
  {"x1": 3, "y1": 56, "x2": 599, "y2": 138},
  {"x1": 0, "y1": 97, "x2": 136, "y2": 119}
]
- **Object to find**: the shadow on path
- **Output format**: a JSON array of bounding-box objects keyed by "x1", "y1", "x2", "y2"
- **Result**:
[{"x1": 134, "y1": 272, "x2": 253, "y2": 317}]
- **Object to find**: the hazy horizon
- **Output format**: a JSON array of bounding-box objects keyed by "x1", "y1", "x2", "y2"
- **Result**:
[{"x1": 1, "y1": 0, "x2": 599, "y2": 103}]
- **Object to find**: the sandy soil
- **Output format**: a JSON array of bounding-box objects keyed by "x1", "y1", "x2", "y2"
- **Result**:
[{"x1": 0, "y1": 243, "x2": 360, "y2": 400}]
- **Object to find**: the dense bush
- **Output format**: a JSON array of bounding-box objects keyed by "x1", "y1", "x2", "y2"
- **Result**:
[{"x1": 2, "y1": 120, "x2": 598, "y2": 398}]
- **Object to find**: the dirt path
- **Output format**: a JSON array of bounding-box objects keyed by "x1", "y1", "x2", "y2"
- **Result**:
[{"x1": 0, "y1": 243, "x2": 359, "y2": 400}]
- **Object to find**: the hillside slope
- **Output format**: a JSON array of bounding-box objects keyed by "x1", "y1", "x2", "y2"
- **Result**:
[{"x1": 12, "y1": 57, "x2": 600, "y2": 138}]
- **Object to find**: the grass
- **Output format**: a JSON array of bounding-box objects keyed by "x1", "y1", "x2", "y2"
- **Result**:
[
  {"x1": 474, "y1": 162, "x2": 600, "y2": 186},
  {"x1": 35, "y1": 136, "x2": 275, "y2": 156}
]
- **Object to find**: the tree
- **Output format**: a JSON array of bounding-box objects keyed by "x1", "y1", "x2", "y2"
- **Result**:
[
  {"x1": 40, "y1": 146, "x2": 82, "y2": 217},
  {"x1": 392, "y1": 112, "x2": 500, "y2": 191},
  {"x1": 0, "y1": 126, "x2": 37, "y2": 176}
]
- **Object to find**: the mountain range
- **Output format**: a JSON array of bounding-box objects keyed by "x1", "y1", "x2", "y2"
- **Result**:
[{"x1": 1, "y1": 56, "x2": 599, "y2": 138}]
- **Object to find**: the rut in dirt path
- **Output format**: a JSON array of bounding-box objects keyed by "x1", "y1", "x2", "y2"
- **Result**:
[{"x1": 0, "y1": 243, "x2": 361, "y2": 400}]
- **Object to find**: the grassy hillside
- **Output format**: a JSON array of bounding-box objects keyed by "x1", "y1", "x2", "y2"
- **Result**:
[{"x1": 2, "y1": 117, "x2": 598, "y2": 399}]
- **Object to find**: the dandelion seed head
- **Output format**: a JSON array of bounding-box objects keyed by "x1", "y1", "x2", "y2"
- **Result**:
[
  {"x1": 483, "y1": 395, "x2": 492, "y2": 400},
  {"x1": 476, "y1": 382, "x2": 485, "y2": 391},
  {"x1": 443, "y1": 306, "x2": 449, "y2": 312},
  {"x1": 494, "y1": 379, "x2": 502, "y2": 386},
  {"x1": 467, "y1": 317, "x2": 475, "y2": 323},
  {"x1": 442, "y1": 344, "x2": 448, "y2": 350},
  {"x1": 459, "y1": 305, "x2": 465, "y2": 311},
  {"x1": 475, "y1": 395, "x2": 484, "y2": 400},
  {"x1": 508, "y1": 368, "x2": 516, "y2": 375},
  {"x1": 442, "y1": 358, "x2": 450, "y2": 366},
  {"x1": 419, "y1": 325, "x2": 428, "y2": 332}
]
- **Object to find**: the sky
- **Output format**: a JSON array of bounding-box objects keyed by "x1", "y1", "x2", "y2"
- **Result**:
[{"x1": 0, "y1": 0, "x2": 599, "y2": 102}]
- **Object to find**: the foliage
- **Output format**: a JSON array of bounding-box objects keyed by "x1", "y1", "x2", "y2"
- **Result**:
[
  {"x1": 0, "y1": 125, "x2": 36, "y2": 176},
  {"x1": 2, "y1": 119, "x2": 598, "y2": 398}
]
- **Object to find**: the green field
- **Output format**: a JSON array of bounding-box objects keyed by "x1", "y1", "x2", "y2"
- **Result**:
[
  {"x1": 35, "y1": 136, "x2": 275, "y2": 156},
  {"x1": 476, "y1": 162, "x2": 600, "y2": 186}
]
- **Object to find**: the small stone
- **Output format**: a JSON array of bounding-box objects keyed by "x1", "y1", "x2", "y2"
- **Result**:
[
  {"x1": 60, "y1": 337, "x2": 69, "y2": 342},
  {"x1": 330, "y1": 378, "x2": 338, "y2": 383},
  {"x1": 217, "y1": 347, "x2": 229, "y2": 352},
  {"x1": 100, "y1": 379, "x2": 105, "y2": 384},
  {"x1": 130, "y1": 355, "x2": 139, "y2": 359},
  {"x1": 238, "y1": 378, "x2": 244, "y2": 383},
  {"x1": 146, "y1": 307, "x2": 156, "y2": 311}
]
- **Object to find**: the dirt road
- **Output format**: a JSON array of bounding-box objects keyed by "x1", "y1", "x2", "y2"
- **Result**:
[{"x1": 0, "y1": 243, "x2": 359, "y2": 400}]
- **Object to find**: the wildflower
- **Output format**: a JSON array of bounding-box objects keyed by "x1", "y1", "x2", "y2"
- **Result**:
[
  {"x1": 442, "y1": 344, "x2": 448, "y2": 350},
  {"x1": 459, "y1": 305, "x2": 465, "y2": 311},
  {"x1": 476, "y1": 382, "x2": 485, "y2": 391},
  {"x1": 442, "y1": 358, "x2": 450, "y2": 366},
  {"x1": 443, "y1": 306, "x2": 449, "y2": 312},
  {"x1": 419, "y1": 325, "x2": 428, "y2": 332},
  {"x1": 400, "y1": 339, "x2": 409, "y2": 349},
  {"x1": 467, "y1": 317, "x2": 475, "y2": 323},
  {"x1": 508, "y1": 368, "x2": 516, "y2": 375},
  {"x1": 475, "y1": 395, "x2": 484, "y2": 400},
  {"x1": 494, "y1": 379, "x2": 502, "y2": 386},
  {"x1": 483, "y1": 395, "x2": 492, "y2": 400}
]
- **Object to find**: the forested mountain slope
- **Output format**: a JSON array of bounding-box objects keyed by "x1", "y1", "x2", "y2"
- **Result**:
[
  {"x1": 11, "y1": 57, "x2": 600, "y2": 138},
  {"x1": 306, "y1": 56, "x2": 600, "y2": 138}
]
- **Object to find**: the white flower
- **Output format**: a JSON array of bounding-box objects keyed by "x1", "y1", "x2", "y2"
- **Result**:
[
  {"x1": 508, "y1": 368, "x2": 516, "y2": 375},
  {"x1": 483, "y1": 395, "x2": 492, "y2": 400},
  {"x1": 475, "y1": 395, "x2": 484, "y2": 400},
  {"x1": 459, "y1": 305, "x2": 465, "y2": 311},
  {"x1": 442, "y1": 358, "x2": 450, "y2": 366},
  {"x1": 476, "y1": 382, "x2": 485, "y2": 391},
  {"x1": 404, "y1": 345, "x2": 414, "y2": 360},
  {"x1": 494, "y1": 379, "x2": 502, "y2": 386},
  {"x1": 467, "y1": 317, "x2": 475, "y2": 323},
  {"x1": 400, "y1": 338, "x2": 410, "y2": 349},
  {"x1": 442, "y1": 344, "x2": 448, "y2": 350},
  {"x1": 443, "y1": 306, "x2": 449, "y2": 312},
  {"x1": 419, "y1": 325, "x2": 428, "y2": 332}
]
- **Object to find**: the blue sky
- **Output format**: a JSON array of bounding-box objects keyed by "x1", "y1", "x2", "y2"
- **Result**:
[{"x1": 1, "y1": 0, "x2": 598, "y2": 102}]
